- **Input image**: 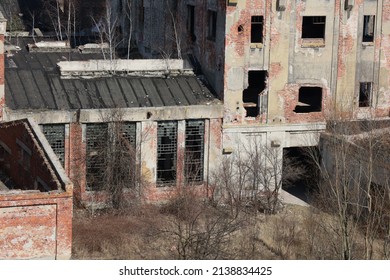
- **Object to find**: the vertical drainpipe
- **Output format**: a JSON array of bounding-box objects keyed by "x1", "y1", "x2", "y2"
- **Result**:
[{"x1": 0, "y1": 12, "x2": 6, "y2": 122}]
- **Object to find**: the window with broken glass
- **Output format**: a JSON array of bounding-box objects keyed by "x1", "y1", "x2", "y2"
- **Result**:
[
  {"x1": 86, "y1": 123, "x2": 108, "y2": 191},
  {"x1": 42, "y1": 124, "x2": 65, "y2": 167},
  {"x1": 157, "y1": 121, "x2": 177, "y2": 186},
  {"x1": 86, "y1": 122, "x2": 137, "y2": 191},
  {"x1": 185, "y1": 120, "x2": 205, "y2": 184}
]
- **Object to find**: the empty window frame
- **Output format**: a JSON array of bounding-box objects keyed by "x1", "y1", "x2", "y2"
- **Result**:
[
  {"x1": 185, "y1": 120, "x2": 205, "y2": 183},
  {"x1": 251, "y1": 16, "x2": 264, "y2": 43},
  {"x1": 363, "y1": 15, "x2": 375, "y2": 43},
  {"x1": 243, "y1": 71, "x2": 268, "y2": 117},
  {"x1": 302, "y1": 16, "x2": 326, "y2": 39},
  {"x1": 294, "y1": 87, "x2": 322, "y2": 113},
  {"x1": 42, "y1": 124, "x2": 65, "y2": 167},
  {"x1": 359, "y1": 82, "x2": 372, "y2": 107},
  {"x1": 157, "y1": 121, "x2": 177, "y2": 186},
  {"x1": 207, "y1": 10, "x2": 217, "y2": 41},
  {"x1": 86, "y1": 123, "x2": 108, "y2": 191},
  {"x1": 187, "y1": 5, "x2": 195, "y2": 41}
]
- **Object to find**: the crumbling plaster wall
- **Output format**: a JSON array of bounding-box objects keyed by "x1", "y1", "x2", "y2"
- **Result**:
[{"x1": 223, "y1": 0, "x2": 390, "y2": 153}]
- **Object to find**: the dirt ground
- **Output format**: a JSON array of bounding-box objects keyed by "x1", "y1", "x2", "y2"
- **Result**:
[{"x1": 71, "y1": 203, "x2": 387, "y2": 260}]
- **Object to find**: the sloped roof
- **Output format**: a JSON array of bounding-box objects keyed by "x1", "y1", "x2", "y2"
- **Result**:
[{"x1": 5, "y1": 39, "x2": 219, "y2": 111}]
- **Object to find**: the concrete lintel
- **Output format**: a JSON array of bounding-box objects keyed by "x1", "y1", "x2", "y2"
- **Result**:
[
  {"x1": 4, "y1": 110, "x2": 76, "y2": 124},
  {"x1": 78, "y1": 105, "x2": 224, "y2": 123},
  {"x1": 223, "y1": 122, "x2": 326, "y2": 133}
]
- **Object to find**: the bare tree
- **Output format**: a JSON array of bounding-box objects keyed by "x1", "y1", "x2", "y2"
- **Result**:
[
  {"x1": 211, "y1": 137, "x2": 304, "y2": 215},
  {"x1": 304, "y1": 119, "x2": 390, "y2": 259}
]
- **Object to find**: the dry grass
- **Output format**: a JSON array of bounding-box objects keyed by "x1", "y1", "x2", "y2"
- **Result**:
[{"x1": 72, "y1": 203, "x2": 387, "y2": 260}]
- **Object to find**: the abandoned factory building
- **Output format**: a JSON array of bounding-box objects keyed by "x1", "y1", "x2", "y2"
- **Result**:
[
  {"x1": 1, "y1": 0, "x2": 390, "y2": 259},
  {"x1": 134, "y1": 0, "x2": 390, "y2": 161},
  {"x1": 0, "y1": 0, "x2": 389, "y2": 205}
]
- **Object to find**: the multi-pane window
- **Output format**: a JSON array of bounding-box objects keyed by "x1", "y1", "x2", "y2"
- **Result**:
[
  {"x1": 86, "y1": 123, "x2": 108, "y2": 191},
  {"x1": 42, "y1": 124, "x2": 65, "y2": 167},
  {"x1": 113, "y1": 122, "x2": 137, "y2": 188},
  {"x1": 251, "y1": 16, "x2": 264, "y2": 43},
  {"x1": 86, "y1": 122, "x2": 137, "y2": 191},
  {"x1": 207, "y1": 10, "x2": 217, "y2": 41},
  {"x1": 185, "y1": 120, "x2": 205, "y2": 183},
  {"x1": 157, "y1": 121, "x2": 177, "y2": 186}
]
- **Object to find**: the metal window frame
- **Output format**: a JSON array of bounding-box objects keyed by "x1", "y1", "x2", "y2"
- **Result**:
[
  {"x1": 157, "y1": 121, "x2": 177, "y2": 186},
  {"x1": 185, "y1": 120, "x2": 205, "y2": 184},
  {"x1": 42, "y1": 124, "x2": 65, "y2": 167},
  {"x1": 86, "y1": 123, "x2": 109, "y2": 191}
]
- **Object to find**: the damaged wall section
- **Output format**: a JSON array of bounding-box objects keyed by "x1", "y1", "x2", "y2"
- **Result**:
[{"x1": 0, "y1": 119, "x2": 73, "y2": 259}]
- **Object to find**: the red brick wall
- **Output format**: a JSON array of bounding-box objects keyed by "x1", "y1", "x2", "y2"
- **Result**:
[
  {"x1": 0, "y1": 34, "x2": 5, "y2": 121},
  {"x1": 0, "y1": 192, "x2": 73, "y2": 259}
]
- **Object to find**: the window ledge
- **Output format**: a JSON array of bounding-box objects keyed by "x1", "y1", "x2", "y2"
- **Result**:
[
  {"x1": 362, "y1": 42, "x2": 374, "y2": 47},
  {"x1": 250, "y1": 43, "x2": 263, "y2": 49},
  {"x1": 301, "y1": 38, "x2": 325, "y2": 48}
]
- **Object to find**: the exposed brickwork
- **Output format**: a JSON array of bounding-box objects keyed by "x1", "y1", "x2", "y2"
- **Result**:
[
  {"x1": 0, "y1": 119, "x2": 73, "y2": 259},
  {"x1": 0, "y1": 193, "x2": 72, "y2": 259}
]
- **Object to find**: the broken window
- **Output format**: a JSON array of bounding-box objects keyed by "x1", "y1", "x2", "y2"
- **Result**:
[
  {"x1": 157, "y1": 121, "x2": 177, "y2": 186},
  {"x1": 187, "y1": 5, "x2": 195, "y2": 41},
  {"x1": 105, "y1": 122, "x2": 137, "y2": 190},
  {"x1": 207, "y1": 10, "x2": 217, "y2": 41},
  {"x1": 251, "y1": 16, "x2": 264, "y2": 43},
  {"x1": 294, "y1": 87, "x2": 322, "y2": 113},
  {"x1": 86, "y1": 123, "x2": 108, "y2": 191},
  {"x1": 42, "y1": 124, "x2": 65, "y2": 167},
  {"x1": 359, "y1": 82, "x2": 372, "y2": 107},
  {"x1": 302, "y1": 16, "x2": 326, "y2": 39},
  {"x1": 185, "y1": 120, "x2": 205, "y2": 183},
  {"x1": 243, "y1": 71, "x2": 268, "y2": 117},
  {"x1": 363, "y1": 15, "x2": 375, "y2": 43}
]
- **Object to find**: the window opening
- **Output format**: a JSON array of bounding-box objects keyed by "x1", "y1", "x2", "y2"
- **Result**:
[
  {"x1": 302, "y1": 16, "x2": 326, "y2": 39},
  {"x1": 110, "y1": 122, "x2": 137, "y2": 188},
  {"x1": 185, "y1": 120, "x2": 205, "y2": 183},
  {"x1": 187, "y1": 5, "x2": 195, "y2": 41},
  {"x1": 42, "y1": 124, "x2": 65, "y2": 167},
  {"x1": 243, "y1": 71, "x2": 268, "y2": 117},
  {"x1": 363, "y1": 15, "x2": 375, "y2": 42},
  {"x1": 294, "y1": 87, "x2": 322, "y2": 113},
  {"x1": 157, "y1": 121, "x2": 177, "y2": 186},
  {"x1": 207, "y1": 10, "x2": 217, "y2": 41},
  {"x1": 359, "y1": 82, "x2": 372, "y2": 107},
  {"x1": 86, "y1": 123, "x2": 108, "y2": 191},
  {"x1": 251, "y1": 16, "x2": 264, "y2": 43}
]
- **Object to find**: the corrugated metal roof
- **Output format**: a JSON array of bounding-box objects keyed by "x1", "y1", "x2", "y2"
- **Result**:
[{"x1": 5, "y1": 42, "x2": 219, "y2": 110}]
